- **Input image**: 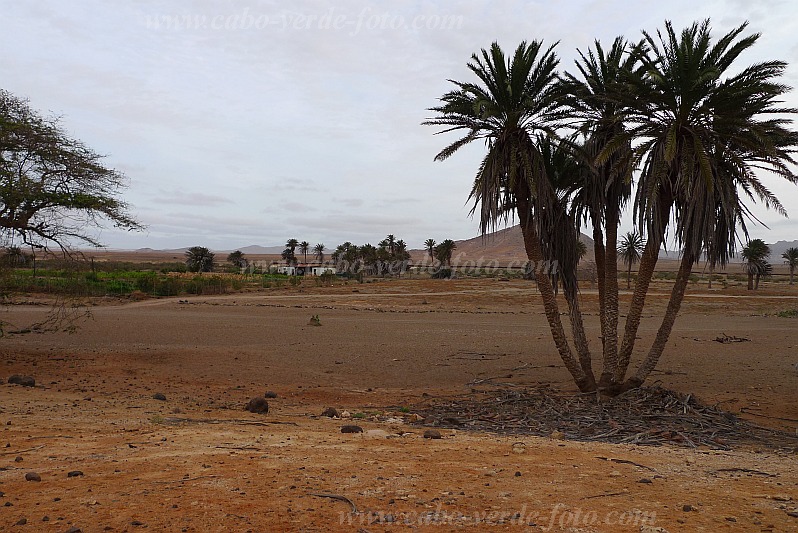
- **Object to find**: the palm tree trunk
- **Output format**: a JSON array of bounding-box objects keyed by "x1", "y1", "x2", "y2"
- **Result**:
[
  {"x1": 747, "y1": 271, "x2": 754, "y2": 290},
  {"x1": 598, "y1": 209, "x2": 621, "y2": 389},
  {"x1": 791, "y1": 267, "x2": 795, "y2": 285},
  {"x1": 623, "y1": 251, "x2": 695, "y2": 389},
  {"x1": 755, "y1": 273, "x2": 761, "y2": 290},
  {"x1": 613, "y1": 237, "x2": 660, "y2": 384},
  {"x1": 516, "y1": 195, "x2": 593, "y2": 392},
  {"x1": 626, "y1": 263, "x2": 632, "y2": 289},
  {"x1": 592, "y1": 223, "x2": 607, "y2": 353},
  {"x1": 563, "y1": 282, "x2": 596, "y2": 383}
]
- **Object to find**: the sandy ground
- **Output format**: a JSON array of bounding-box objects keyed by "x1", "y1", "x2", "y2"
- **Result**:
[{"x1": 1, "y1": 278, "x2": 797, "y2": 532}]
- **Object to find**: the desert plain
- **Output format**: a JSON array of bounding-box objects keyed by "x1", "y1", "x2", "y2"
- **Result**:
[{"x1": 0, "y1": 274, "x2": 797, "y2": 532}]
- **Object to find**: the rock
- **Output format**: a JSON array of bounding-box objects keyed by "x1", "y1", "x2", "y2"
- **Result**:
[
  {"x1": 131, "y1": 520, "x2": 145, "y2": 527},
  {"x1": 682, "y1": 504, "x2": 693, "y2": 512},
  {"x1": 67, "y1": 470, "x2": 84, "y2": 478},
  {"x1": 340, "y1": 410, "x2": 352, "y2": 419},
  {"x1": 511, "y1": 442, "x2": 527, "y2": 454},
  {"x1": 638, "y1": 478, "x2": 653, "y2": 484},
  {"x1": 65, "y1": 527, "x2": 82, "y2": 533},
  {"x1": 264, "y1": 391, "x2": 278, "y2": 399},
  {"x1": 340, "y1": 425, "x2": 363, "y2": 434},
  {"x1": 423, "y1": 429, "x2": 442, "y2": 439},
  {"x1": 152, "y1": 393, "x2": 167, "y2": 401},
  {"x1": 550, "y1": 430, "x2": 565, "y2": 440},
  {"x1": 14, "y1": 456, "x2": 22, "y2": 463},
  {"x1": 24, "y1": 472, "x2": 41, "y2": 482},
  {"x1": 321, "y1": 407, "x2": 339, "y2": 418},
  {"x1": 245, "y1": 397, "x2": 269, "y2": 414},
  {"x1": 8, "y1": 375, "x2": 35, "y2": 387},
  {"x1": 640, "y1": 526, "x2": 670, "y2": 533},
  {"x1": 15, "y1": 518, "x2": 27, "y2": 525},
  {"x1": 515, "y1": 471, "x2": 522, "y2": 477}
]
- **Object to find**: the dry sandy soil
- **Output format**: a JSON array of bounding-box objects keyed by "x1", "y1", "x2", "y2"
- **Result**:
[{"x1": 1, "y1": 278, "x2": 797, "y2": 532}]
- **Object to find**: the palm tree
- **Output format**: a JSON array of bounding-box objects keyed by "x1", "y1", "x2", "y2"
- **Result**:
[
  {"x1": 575, "y1": 239, "x2": 587, "y2": 262},
  {"x1": 385, "y1": 234, "x2": 396, "y2": 256},
  {"x1": 226, "y1": 250, "x2": 248, "y2": 270},
  {"x1": 425, "y1": 40, "x2": 597, "y2": 392},
  {"x1": 185, "y1": 246, "x2": 215, "y2": 273},
  {"x1": 313, "y1": 243, "x2": 325, "y2": 263},
  {"x1": 618, "y1": 20, "x2": 797, "y2": 389},
  {"x1": 286, "y1": 238, "x2": 298, "y2": 253},
  {"x1": 782, "y1": 247, "x2": 798, "y2": 285},
  {"x1": 433, "y1": 239, "x2": 457, "y2": 267},
  {"x1": 424, "y1": 239, "x2": 436, "y2": 263},
  {"x1": 617, "y1": 232, "x2": 645, "y2": 289},
  {"x1": 299, "y1": 241, "x2": 310, "y2": 263},
  {"x1": 561, "y1": 36, "x2": 638, "y2": 388},
  {"x1": 742, "y1": 239, "x2": 771, "y2": 290}
]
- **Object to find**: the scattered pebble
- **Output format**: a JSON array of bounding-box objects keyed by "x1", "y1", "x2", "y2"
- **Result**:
[
  {"x1": 638, "y1": 478, "x2": 653, "y2": 484},
  {"x1": 264, "y1": 391, "x2": 278, "y2": 399},
  {"x1": 682, "y1": 504, "x2": 693, "y2": 512},
  {"x1": 245, "y1": 397, "x2": 269, "y2": 414},
  {"x1": 65, "y1": 527, "x2": 82, "y2": 533},
  {"x1": 15, "y1": 518, "x2": 27, "y2": 526},
  {"x1": 24, "y1": 472, "x2": 41, "y2": 482},
  {"x1": 152, "y1": 393, "x2": 167, "y2": 401},
  {"x1": 67, "y1": 470, "x2": 84, "y2": 478},
  {"x1": 423, "y1": 429, "x2": 442, "y2": 439},
  {"x1": 340, "y1": 425, "x2": 363, "y2": 434}
]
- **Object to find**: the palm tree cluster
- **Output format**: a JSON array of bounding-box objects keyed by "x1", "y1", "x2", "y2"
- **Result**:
[
  {"x1": 425, "y1": 20, "x2": 797, "y2": 393},
  {"x1": 432, "y1": 239, "x2": 457, "y2": 267},
  {"x1": 742, "y1": 239, "x2": 771, "y2": 290},
  {"x1": 331, "y1": 234, "x2": 412, "y2": 276},
  {"x1": 281, "y1": 238, "x2": 325, "y2": 266}
]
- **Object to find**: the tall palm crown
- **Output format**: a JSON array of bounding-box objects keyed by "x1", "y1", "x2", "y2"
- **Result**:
[
  {"x1": 423, "y1": 41, "x2": 563, "y2": 236},
  {"x1": 299, "y1": 241, "x2": 310, "y2": 263},
  {"x1": 741, "y1": 238, "x2": 771, "y2": 289},
  {"x1": 286, "y1": 239, "x2": 299, "y2": 252},
  {"x1": 627, "y1": 20, "x2": 797, "y2": 265},
  {"x1": 618, "y1": 231, "x2": 645, "y2": 288}
]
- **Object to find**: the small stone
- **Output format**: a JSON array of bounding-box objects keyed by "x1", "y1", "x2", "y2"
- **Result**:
[
  {"x1": 340, "y1": 410, "x2": 352, "y2": 419},
  {"x1": 245, "y1": 397, "x2": 269, "y2": 414},
  {"x1": 14, "y1": 456, "x2": 22, "y2": 462},
  {"x1": 682, "y1": 504, "x2": 693, "y2": 512},
  {"x1": 131, "y1": 520, "x2": 145, "y2": 526},
  {"x1": 511, "y1": 442, "x2": 526, "y2": 454},
  {"x1": 786, "y1": 511, "x2": 798, "y2": 518},
  {"x1": 725, "y1": 517, "x2": 736, "y2": 522},
  {"x1": 340, "y1": 425, "x2": 363, "y2": 434},
  {"x1": 152, "y1": 393, "x2": 167, "y2": 401},
  {"x1": 321, "y1": 407, "x2": 339, "y2": 418},
  {"x1": 25, "y1": 472, "x2": 41, "y2": 482},
  {"x1": 264, "y1": 391, "x2": 278, "y2": 399},
  {"x1": 423, "y1": 429, "x2": 442, "y2": 439},
  {"x1": 42, "y1": 516, "x2": 49, "y2": 521},
  {"x1": 67, "y1": 470, "x2": 84, "y2": 478},
  {"x1": 65, "y1": 528, "x2": 82, "y2": 533},
  {"x1": 515, "y1": 471, "x2": 522, "y2": 477},
  {"x1": 7, "y1": 375, "x2": 35, "y2": 387},
  {"x1": 15, "y1": 518, "x2": 27, "y2": 526},
  {"x1": 638, "y1": 478, "x2": 653, "y2": 484}
]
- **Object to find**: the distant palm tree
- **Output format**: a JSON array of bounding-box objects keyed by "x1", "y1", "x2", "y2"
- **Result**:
[
  {"x1": 226, "y1": 250, "x2": 248, "y2": 270},
  {"x1": 299, "y1": 241, "x2": 310, "y2": 263},
  {"x1": 742, "y1": 239, "x2": 770, "y2": 290},
  {"x1": 424, "y1": 239, "x2": 436, "y2": 263},
  {"x1": 782, "y1": 247, "x2": 798, "y2": 285},
  {"x1": 385, "y1": 234, "x2": 396, "y2": 256},
  {"x1": 576, "y1": 240, "x2": 588, "y2": 262},
  {"x1": 286, "y1": 238, "x2": 298, "y2": 252},
  {"x1": 185, "y1": 246, "x2": 215, "y2": 273},
  {"x1": 617, "y1": 232, "x2": 645, "y2": 289},
  {"x1": 434, "y1": 239, "x2": 457, "y2": 267},
  {"x1": 313, "y1": 243, "x2": 325, "y2": 263}
]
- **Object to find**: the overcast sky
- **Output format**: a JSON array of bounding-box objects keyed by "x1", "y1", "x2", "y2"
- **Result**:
[{"x1": 2, "y1": 0, "x2": 798, "y2": 250}]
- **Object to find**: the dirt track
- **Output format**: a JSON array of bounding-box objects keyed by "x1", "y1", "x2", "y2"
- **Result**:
[{"x1": 1, "y1": 278, "x2": 797, "y2": 531}]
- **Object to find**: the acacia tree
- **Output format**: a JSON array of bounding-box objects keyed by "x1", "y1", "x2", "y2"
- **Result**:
[
  {"x1": 782, "y1": 247, "x2": 798, "y2": 285},
  {"x1": 426, "y1": 21, "x2": 797, "y2": 393},
  {"x1": 1, "y1": 89, "x2": 141, "y2": 251}
]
